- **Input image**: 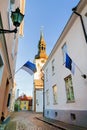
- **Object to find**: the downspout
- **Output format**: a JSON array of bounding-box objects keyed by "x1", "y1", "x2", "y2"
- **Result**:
[
  {"x1": 2, "y1": 33, "x2": 13, "y2": 83},
  {"x1": 41, "y1": 71, "x2": 45, "y2": 117},
  {"x1": 72, "y1": 9, "x2": 87, "y2": 43}
]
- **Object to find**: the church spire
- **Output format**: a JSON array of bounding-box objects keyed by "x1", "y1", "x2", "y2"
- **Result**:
[
  {"x1": 35, "y1": 28, "x2": 48, "y2": 59},
  {"x1": 40, "y1": 27, "x2": 44, "y2": 39}
]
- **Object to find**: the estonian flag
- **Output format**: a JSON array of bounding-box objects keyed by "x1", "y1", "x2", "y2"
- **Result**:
[
  {"x1": 22, "y1": 61, "x2": 37, "y2": 75},
  {"x1": 65, "y1": 53, "x2": 75, "y2": 75}
]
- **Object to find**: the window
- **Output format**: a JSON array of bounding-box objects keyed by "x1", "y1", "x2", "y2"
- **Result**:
[
  {"x1": 10, "y1": 0, "x2": 15, "y2": 4},
  {"x1": 7, "y1": 90, "x2": 12, "y2": 109},
  {"x1": 46, "y1": 89, "x2": 50, "y2": 105},
  {"x1": 85, "y1": 12, "x2": 87, "y2": 17},
  {"x1": 71, "y1": 113, "x2": 76, "y2": 121},
  {"x1": 24, "y1": 106, "x2": 26, "y2": 110},
  {"x1": 46, "y1": 68, "x2": 48, "y2": 81},
  {"x1": 62, "y1": 43, "x2": 67, "y2": 63},
  {"x1": 52, "y1": 59, "x2": 55, "y2": 75},
  {"x1": 55, "y1": 112, "x2": 58, "y2": 117},
  {"x1": 24, "y1": 101, "x2": 26, "y2": 104},
  {"x1": 0, "y1": 54, "x2": 4, "y2": 84},
  {"x1": 47, "y1": 111, "x2": 49, "y2": 116},
  {"x1": 52, "y1": 85, "x2": 58, "y2": 104},
  {"x1": 64, "y1": 75, "x2": 75, "y2": 102},
  {"x1": 7, "y1": 93, "x2": 11, "y2": 107},
  {"x1": 29, "y1": 99, "x2": 32, "y2": 106},
  {"x1": 36, "y1": 99, "x2": 39, "y2": 105}
]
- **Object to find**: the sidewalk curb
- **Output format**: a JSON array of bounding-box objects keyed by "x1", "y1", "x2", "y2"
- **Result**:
[
  {"x1": 0, "y1": 116, "x2": 10, "y2": 130},
  {"x1": 36, "y1": 117, "x2": 67, "y2": 130},
  {"x1": 36, "y1": 117, "x2": 87, "y2": 130},
  {"x1": 0, "y1": 124, "x2": 6, "y2": 130}
]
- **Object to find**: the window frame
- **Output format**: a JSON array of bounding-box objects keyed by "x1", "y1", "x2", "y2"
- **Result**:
[
  {"x1": 0, "y1": 52, "x2": 4, "y2": 85},
  {"x1": 46, "y1": 89, "x2": 50, "y2": 105},
  {"x1": 45, "y1": 68, "x2": 48, "y2": 82},
  {"x1": 62, "y1": 43, "x2": 67, "y2": 64},
  {"x1": 64, "y1": 75, "x2": 75, "y2": 103},
  {"x1": 51, "y1": 59, "x2": 55, "y2": 76},
  {"x1": 52, "y1": 85, "x2": 58, "y2": 105}
]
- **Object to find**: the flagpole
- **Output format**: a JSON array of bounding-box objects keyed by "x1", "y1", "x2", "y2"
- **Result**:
[
  {"x1": 74, "y1": 63, "x2": 83, "y2": 75},
  {"x1": 9, "y1": 67, "x2": 22, "y2": 80},
  {"x1": 73, "y1": 62, "x2": 86, "y2": 79},
  {"x1": 13, "y1": 62, "x2": 27, "y2": 76},
  {"x1": 14, "y1": 67, "x2": 22, "y2": 75}
]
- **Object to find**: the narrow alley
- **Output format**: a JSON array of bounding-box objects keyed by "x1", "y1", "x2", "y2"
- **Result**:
[
  {"x1": 5, "y1": 111, "x2": 61, "y2": 130},
  {"x1": 0, "y1": 1, "x2": 87, "y2": 130}
]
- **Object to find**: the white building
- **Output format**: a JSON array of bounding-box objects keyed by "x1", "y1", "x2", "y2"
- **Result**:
[
  {"x1": 43, "y1": 0, "x2": 87, "y2": 128},
  {"x1": 33, "y1": 31, "x2": 48, "y2": 112}
]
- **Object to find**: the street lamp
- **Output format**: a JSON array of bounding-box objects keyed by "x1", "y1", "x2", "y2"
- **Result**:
[
  {"x1": 72, "y1": 7, "x2": 87, "y2": 43},
  {"x1": 0, "y1": 8, "x2": 24, "y2": 34}
]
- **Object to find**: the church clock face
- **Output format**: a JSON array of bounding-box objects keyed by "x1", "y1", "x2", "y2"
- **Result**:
[
  {"x1": 41, "y1": 59, "x2": 45, "y2": 63},
  {"x1": 40, "y1": 59, "x2": 46, "y2": 67}
]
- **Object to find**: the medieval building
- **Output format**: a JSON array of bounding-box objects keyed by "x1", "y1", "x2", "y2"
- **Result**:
[
  {"x1": 33, "y1": 31, "x2": 48, "y2": 112},
  {"x1": 43, "y1": 0, "x2": 87, "y2": 128},
  {"x1": 0, "y1": 0, "x2": 25, "y2": 119}
]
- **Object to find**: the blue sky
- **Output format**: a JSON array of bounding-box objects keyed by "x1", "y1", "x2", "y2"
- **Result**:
[{"x1": 15, "y1": 0, "x2": 80, "y2": 97}]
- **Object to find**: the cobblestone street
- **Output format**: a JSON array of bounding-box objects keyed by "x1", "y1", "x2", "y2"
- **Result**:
[
  {"x1": 3, "y1": 111, "x2": 86, "y2": 130},
  {"x1": 5, "y1": 111, "x2": 61, "y2": 130}
]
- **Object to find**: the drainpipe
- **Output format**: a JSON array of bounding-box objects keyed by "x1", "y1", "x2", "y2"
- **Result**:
[
  {"x1": 2, "y1": 34, "x2": 13, "y2": 83},
  {"x1": 72, "y1": 8, "x2": 87, "y2": 43},
  {"x1": 41, "y1": 70, "x2": 45, "y2": 117},
  {"x1": 43, "y1": 76, "x2": 45, "y2": 117}
]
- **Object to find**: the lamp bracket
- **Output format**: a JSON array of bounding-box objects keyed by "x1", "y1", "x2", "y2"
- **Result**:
[{"x1": 0, "y1": 28, "x2": 17, "y2": 34}]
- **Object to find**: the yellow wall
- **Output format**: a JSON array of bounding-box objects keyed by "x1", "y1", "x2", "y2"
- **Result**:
[{"x1": 20, "y1": 101, "x2": 29, "y2": 110}]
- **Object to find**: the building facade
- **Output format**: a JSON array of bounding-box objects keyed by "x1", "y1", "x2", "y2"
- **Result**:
[
  {"x1": 17, "y1": 94, "x2": 32, "y2": 111},
  {"x1": 0, "y1": 0, "x2": 25, "y2": 119},
  {"x1": 43, "y1": 0, "x2": 87, "y2": 128},
  {"x1": 33, "y1": 31, "x2": 48, "y2": 112},
  {"x1": 10, "y1": 81, "x2": 16, "y2": 111}
]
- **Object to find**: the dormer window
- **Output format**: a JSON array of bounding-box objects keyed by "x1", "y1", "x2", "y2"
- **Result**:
[
  {"x1": 52, "y1": 59, "x2": 55, "y2": 75},
  {"x1": 62, "y1": 43, "x2": 68, "y2": 64},
  {"x1": 85, "y1": 12, "x2": 87, "y2": 17}
]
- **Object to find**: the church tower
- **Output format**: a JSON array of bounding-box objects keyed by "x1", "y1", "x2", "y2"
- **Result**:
[
  {"x1": 35, "y1": 30, "x2": 48, "y2": 59},
  {"x1": 33, "y1": 30, "x2": 48, "y2": 112}
]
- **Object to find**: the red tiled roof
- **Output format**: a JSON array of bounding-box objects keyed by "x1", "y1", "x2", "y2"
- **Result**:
[{"x1": 17, "y1": 95, "x2": 32, "y2": 101}]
